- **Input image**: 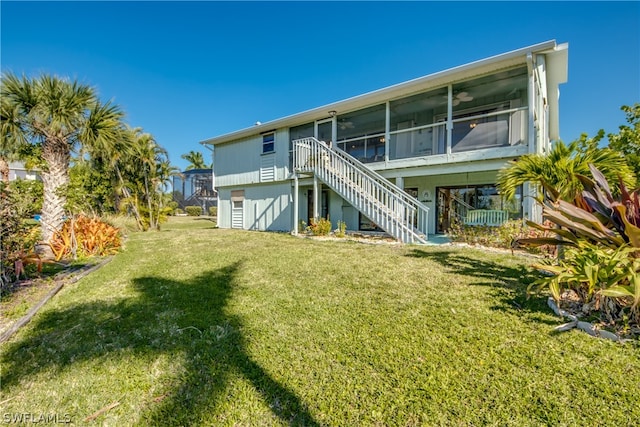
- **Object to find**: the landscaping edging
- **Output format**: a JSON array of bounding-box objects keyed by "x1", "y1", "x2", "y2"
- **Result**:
[
  {"x1": 0, "y1": 257, "x2": 112, "y2": 344},
  {"x1": 547, "y1": 297, "x2": 625, "y2": 343}
]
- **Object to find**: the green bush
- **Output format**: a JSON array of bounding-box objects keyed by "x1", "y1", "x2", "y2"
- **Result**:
[
  {"x1": 448, "y1": 219, "x2": 555, "y2": 256},
  {"x1": 7, "y1": 179, "x2": 43, "y2": 218},
  {"x1": 0, "y1": 188, "x2": 40, "y2": 287},
  {"x1": 185, "y1": 206, "x2": 202, "y2": 216},
  {"x1": 307, "y1": 217, "x2": 332, "y2": 236},
  {"x1": 209, "y1": 206, "x2": 218, "y2": 217},
  {"x1": 335, "y1": 220, "x2": 347, "y2": 238},
  {"x1": 167, "y1": 201, "x2": 179, "y2": 214}
]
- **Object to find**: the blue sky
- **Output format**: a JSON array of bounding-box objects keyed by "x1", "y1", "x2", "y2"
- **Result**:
[{"x1": 2, "y1": 1, "x2": 638, "y2": 171}]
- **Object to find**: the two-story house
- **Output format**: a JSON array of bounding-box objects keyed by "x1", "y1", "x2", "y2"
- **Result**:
[{"x1": 201, "y1": 40, "x2": 568, "y2": 242}]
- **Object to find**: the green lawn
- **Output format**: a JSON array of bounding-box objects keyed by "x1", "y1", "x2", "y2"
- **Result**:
[{"x1": 1, "y1": 217, "x2": 638, "y2": 426}]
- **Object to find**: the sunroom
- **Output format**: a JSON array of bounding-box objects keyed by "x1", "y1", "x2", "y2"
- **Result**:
[{"x1": 289, "y1": 66, "x2": 530, "y2": 169}]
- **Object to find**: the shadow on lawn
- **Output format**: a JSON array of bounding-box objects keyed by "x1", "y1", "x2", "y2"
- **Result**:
[
  {"x1": 1, "y1": 261, "x2": 318, "y2": 425},
  {"x1": 407, "y1": 248, "x2": 553, "y2": 320}
]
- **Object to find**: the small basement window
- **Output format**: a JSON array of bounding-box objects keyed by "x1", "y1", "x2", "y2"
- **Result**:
[{"x1": 263, "y1": 133, "x2": 275, "y2": 153}]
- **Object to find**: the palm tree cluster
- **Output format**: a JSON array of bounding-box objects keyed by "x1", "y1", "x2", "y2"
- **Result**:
[
  {"x1": 181, "y1": 150, "x2": 210, "y2": 170},
  {"x1": 1, "y1": 73, "x2": 177, "y2": 252},
  {"x1": 497, "y1": 138, "x2": 636, "y2": 207}
]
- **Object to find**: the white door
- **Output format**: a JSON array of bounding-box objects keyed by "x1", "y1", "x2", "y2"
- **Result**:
[{"x1": 231, "y1": 200, "x2": 244, "y2": 229}]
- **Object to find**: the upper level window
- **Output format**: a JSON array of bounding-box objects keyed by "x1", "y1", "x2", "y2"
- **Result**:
[{"x1": 263, "y1": 133, "x2": 275, "y2": 153}]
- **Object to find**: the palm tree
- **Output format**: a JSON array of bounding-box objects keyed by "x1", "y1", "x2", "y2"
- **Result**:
[
  {"x1": 0, "y1": 73, "x2": 124, "y2": 248},
  {"x1": 181, "y1": 150, "x2": 209, "y2": 170},
  {"x1": 497, "y1": 139, "x2": 636, "y2": 207},
  {"x1": 114, "y1": 128, "x2": 174, "y2": 231}
]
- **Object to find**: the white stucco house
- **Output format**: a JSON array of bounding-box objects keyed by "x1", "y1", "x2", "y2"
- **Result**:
[
  {"x1": 201, "y1": 40, "x2": 568, "y2": 243},
  {"x1": 8, "y1": 161, "x2": 40, "y2": 181}
]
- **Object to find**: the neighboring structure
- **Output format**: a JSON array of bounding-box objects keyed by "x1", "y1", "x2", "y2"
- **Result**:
[
  {"x1": 201, "y1": 40, "x2": 568, "y2": 242},
  {"x1": 173, "y1": 169, "x2": 217, "y2": 213},
  {"x1": 8, "y1": 161, "x2": 40, "y2": 181}
]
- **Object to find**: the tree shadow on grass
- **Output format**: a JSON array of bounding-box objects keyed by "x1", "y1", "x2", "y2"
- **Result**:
[
  {"x1": 407, "y1": 248, "x2": 555, "y2": 322},
  {"x1": 1, "y1": 261, "x2": 319, "y2": 425}
]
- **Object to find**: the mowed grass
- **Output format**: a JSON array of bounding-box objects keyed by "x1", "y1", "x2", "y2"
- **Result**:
[{"x1": 1, "y1": 217, "x2": 638, "y2": 426}]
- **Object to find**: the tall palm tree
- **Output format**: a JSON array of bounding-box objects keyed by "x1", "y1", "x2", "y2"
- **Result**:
[
  {"x1": 497, "y1": 139, "x2": 636, "y2": 206},
  {"x1": 0, "y1": 73, "x2": 124, "y2": 248},
  {"x1": 181, "y1": 150, "x2": 209, "y2": 170},
  {"x1": 114, "y1": 128, "x2": 173, "y2": 231}
]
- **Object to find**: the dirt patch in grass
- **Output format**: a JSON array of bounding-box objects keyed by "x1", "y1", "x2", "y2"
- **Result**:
[
  {"x1": 0, "y1": 277, "x2": 61, "y2": 332},
  {"x1": 0, "y1": 259, "x2": 106, "y2": 338}
]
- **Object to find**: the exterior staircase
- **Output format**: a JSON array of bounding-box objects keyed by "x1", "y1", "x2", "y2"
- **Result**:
[{"x1": 293, "y1": 137, "x2": 429, "y2": 243}]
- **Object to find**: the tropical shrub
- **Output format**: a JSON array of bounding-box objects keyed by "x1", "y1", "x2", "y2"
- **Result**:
[
  {"x1": 530, "y1": 243, "x2": 638, "y2": 322},
  {"x1": 49, "y1": 215, "x2": 121, "y2": 261},
  {"x1": 307, "y1": 217, "x2": 332, "y2": 236},
  {"x1": 185, "y1": 206, "x2": 202, "y2": 216},
  {"x1": 335, "y1": 220, "x2": 347, "y2": 238},
  {"x1": 520, "y1": 165, "x2": 640, "y2": 328},
  {"x1": 448, "y1": 219, "x2": 556, "y2": 256},
  {"x1": 0, "y1": 189, "x2": 41, "y2": 287},
  {"x1": 497, "y1": 139, "x2": 635, "y2": 206}
]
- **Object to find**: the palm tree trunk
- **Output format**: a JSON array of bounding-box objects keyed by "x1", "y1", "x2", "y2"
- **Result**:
[
  {"x1": 144, "y1": 171, "x2": 154, "y2": 230},
  {"x1": 39, "y1": 139, "x2": 70, "y2": 258},
  {"x1": 0, "y1": 157, "x2": 9, "y2": 184},
  {"x1": 115, "y1": 165, "x2": 144, "y2": 230}
]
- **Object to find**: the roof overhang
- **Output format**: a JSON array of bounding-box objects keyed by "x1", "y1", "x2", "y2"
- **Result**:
[{"x1": 201, "y1": 40, "x2": 562, "y2": 147}]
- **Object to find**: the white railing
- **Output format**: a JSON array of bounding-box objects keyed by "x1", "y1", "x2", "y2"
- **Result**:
[
  {"x1": 293, "y1": 137, "x2": 429, "y2": 244},
  {"x1": 465, "y1": 209, "x2": 508, "y2": 226}
]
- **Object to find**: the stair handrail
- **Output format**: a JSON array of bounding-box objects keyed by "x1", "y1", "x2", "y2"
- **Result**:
[
  {"x1": 294, "y1": 137, "x2": 429, "y2": 213},
  {"x1": 293, "y1": 137, "x2": 429, "y2": 242},
  {"x1": 450, "y1": 194, "x2": 475, "y2": 211}
]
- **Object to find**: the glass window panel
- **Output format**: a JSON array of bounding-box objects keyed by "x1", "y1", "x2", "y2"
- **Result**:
[
  {"x1": 451, "y1": 109, "x2": 510, "y2": 152},
  {"x1": 390, "y1": 87, "x2": 448, "y2": 131},
  {"x1": 336, "y1": 104, "x2": 385, "y2": 142},
  {"x1": 289, "y1": 123, "x2": 314, "y2": 149},
  {"x1": 263, "y1": 133, "x2": 275, "y2": 153},
  {"x1": 345, "y1": 139, "x2": 366, "y2": 160},
  {"x1": 317, "y1": 121, "x2": 332, "y2": 144},
  {"x1": 289, "y1": 123, "x2": 314, "y2": 170},
  {"x1": 389, "y1": 123, "x2": 446, "y2": 159},
  {"x1": 452, "y1": 67, "x2": 528, "y2": 114}
]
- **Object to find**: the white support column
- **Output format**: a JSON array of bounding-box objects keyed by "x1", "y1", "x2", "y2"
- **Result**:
[
  {"x1": 313, "y1": 175, "x2": 319, "y2": 219},
  {"x1": 385, "y1": 101, "x2": 391, "y2": 163},
  {"x1": 396, "y1": 176, "x2": 404, "y2": 190},
  {"x1": 526, "y1": 53, "x2": 536, "y2": 155},
  {"x1": 447, "y1": 84, "x2": 453, "y2": 156},
  {"x1": 293, "y1": 175, "x2": 299, "y2": 235}
]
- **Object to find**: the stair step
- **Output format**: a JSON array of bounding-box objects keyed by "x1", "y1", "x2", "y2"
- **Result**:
[{"x1": 294, "y1": 137, "x2": 429, "y2": 243}]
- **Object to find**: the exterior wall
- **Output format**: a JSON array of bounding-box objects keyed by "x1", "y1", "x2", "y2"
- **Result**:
[
  {"x1": 217, "y1": 182, "x2": 292, "y2": 231},
  {"x1": 215, "y1": 128, "x2": 290, "y2": 188}
]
